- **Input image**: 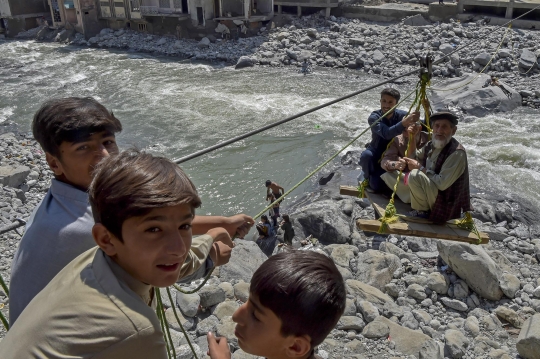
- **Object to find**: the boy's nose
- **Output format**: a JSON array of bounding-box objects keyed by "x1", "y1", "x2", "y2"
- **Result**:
[
  {"x1": 167, "y1": 232, "x2": 188, "y2": 257},
  {"x1": 232, "y1": 303, "x2": 247, "y2": 324}
]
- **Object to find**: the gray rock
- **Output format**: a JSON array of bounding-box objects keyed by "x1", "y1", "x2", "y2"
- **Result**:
[
  {"x1": 420, "y1": 339, "x2": 443, "y2": 359},
  {"x1": 437, "y1": 241, "x2": 504, "y2": 300},
  {"x1": 453, "y1": 280, "x2": 468, "y2": 299},
  {"x1": 294, "y1": 199, "x2": 352, "y2": 244},
  {"x1": 213, "y1": 300, "x2": 240, "y2": 320},
  {"x1": 474, "y1": 52, "x2": 491, "y2": 66},
  {"x1": 464, "y1": 316, "x2": 480, "y2": 336},
  {"x1": 403, "y1": 14, "x2": 430, "y2": 26},
  {"x1": 372, "y1": 50, "x2": 385, "y2": 65},
  {"x1": 498, "y1": 48, "x2": 512, "y2": 58},
  {"x1": 494, "y1": 306, "x2": 523, "y2": 328},
  {"x1": 176, "y1": 343, "x2": 203, "y2": 359},
  {"x1": 362, "y1": 319, "x2": 390, "y2": 338},
  {"x1": 346, "y1": 280, "x2": 398, "y2": 313},
  {"x1": 306, "y1": 28, "x2": 318, "y2": 37},
  {"x1": 330, "y1": 245, "x2": 355, "y2": 268},
  {"x1": 379, "y1": 242, "x2": 405, "y2": 257},
  {"x1": 232, "y1": 349, "x2": 260, "y2": 359},
  {"x1": 427, "y1": 272, "x2": 449, "y2": 294},
  {"x1": 413, "y1": 309, "x2": 432, "y2": 325},
  {"x1": 439, "y1": 43, "x2": 454, "y2": 55},
  {"x1": 357, "y1": 300, "x2": 379, "y2": 322},
  {"x1": 367, "y1": 316, "x2": 434, "y2": 356},
  {"x1": 176, "y1": 292, "x2": 201, "y2": 317},
  {"x1": 517, "y1": 314, "x2": 540, "y2": 359},
  {"x1": 343, "y1": 298, "x2": 356, "y2": 316},
  {"x1": 336, "y1": 316, "x2": 365, "y2": 331},
  {"x1": 198, "y1": 285, "x2": 225, "y2": 307},
  {"x1": 519, "y1": 49, "x2": 538, "y2": 71},
  {"x1": 165, "y1": 307, "x2": 194, "y2": 331},
  {"x1": 0, "y1": 165, "x2": 30, "y2": 188},
  {"x1": 196, "y1": 314, "x2": 220, "y2": 336},
  {"x1": 356, "y1": 250, "x2": 400, "y2": 290},
  {"x1": 499, "y1": 272, "x2": 520, "y2": 298},
  {"x1": 440, "y1": 297, "x2": 468, "y2": 312},
  {"x1": 401, "y1": 311, "x2": 420, "y2": 330},
  {"x1": 407, "y1": 283, "x2": 427, "y2": 300},
  {"x1": 285, "y1": 49, "x2": 298, "y2": 60},
  {"x1": 235, "y1": 56, "x2": 255, "y2": 69},
  {"x1": 444, "y1": 329, "x2": 469, "y2": 358},
  {"x1": 233, "y1": 281, "x2": 250, "y2": 303},
  {"x1": 216, "y1": 316, "x2": 238, "y2": 348},
  {"x1": 220, "y1": 241, "x2": 266, "y2": 283},
  {"x1": 219, "y1": 282, "x2": 234, "y2": 299}
]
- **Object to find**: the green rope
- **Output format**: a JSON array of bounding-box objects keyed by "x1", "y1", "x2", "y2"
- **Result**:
[
  {"x1": 166, "y1": 287, "x2": 199, "y2": 359},
  {"x1": 0, "y1": 273, "x2": 8, "y2": 297},
  {"x1": 155, "y1": 288, "x2": 177, "y2": 359},
  {"x1": 173, "y1": 267, "x2": 215, "y2": 294},
  {"x1": 357, "y1": 179, "x2": 369, "y2": 199},
  {"x1": 155, "y1": 293, "x2": 173, "y2": 359}
]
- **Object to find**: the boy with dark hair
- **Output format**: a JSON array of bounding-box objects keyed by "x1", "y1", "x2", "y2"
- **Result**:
[
  {"x1": 207, "y1": 250, "x2": 346, "y2": 359},
  {"x1": 359, "y1": 88, "x2": 420, "y2": 193},
  {"x1": 9, "y1": 97, "x2": 252, "y2": 325},
  {"x1": 0, "y1": 150, "x2": 232, "y2": 358}
]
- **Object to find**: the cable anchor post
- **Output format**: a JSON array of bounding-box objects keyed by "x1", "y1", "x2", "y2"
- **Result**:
[{"x1": 418, "y1": 53, "x2": 433, "y2": 83}]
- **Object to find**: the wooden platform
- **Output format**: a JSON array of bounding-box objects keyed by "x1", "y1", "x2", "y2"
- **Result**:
[{"x1": 340, "y1": 185, "x2": 489, "y2": 244}]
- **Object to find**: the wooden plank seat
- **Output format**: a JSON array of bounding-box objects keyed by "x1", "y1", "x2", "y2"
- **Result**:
[{"x1": 340, "y1": 185, "x2": 489, "y2": 245}]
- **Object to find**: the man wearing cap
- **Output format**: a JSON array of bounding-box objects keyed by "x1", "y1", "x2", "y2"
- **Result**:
[{"x1": 403, "y1": 112, "x2": 471, "y2": 223}]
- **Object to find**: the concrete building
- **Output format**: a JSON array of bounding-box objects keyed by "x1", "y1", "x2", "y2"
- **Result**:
[
  {"x1": 46, "y1": 0, "x2": 102, "y2": 38},
  {"x1": 0, "y1": 0, "x2": 50, "y2": 37},
  {"x1": 274, "y1": 0, "x2": 339, "y2": 18},
  {"x1": 457, "y1": 0, "x2": 540, "y2": 28}
]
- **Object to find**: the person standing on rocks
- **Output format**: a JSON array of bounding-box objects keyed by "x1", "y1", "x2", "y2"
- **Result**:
[
  {"x1": 403, "y1": 112, "x2": 471, "y2": 222},
  {"x1": 265, "y1": 179, "x2": 284, "y2": 203},
  {"x1": 1, "y1": 151, "x2": 232, "y2": 358},
  {"x1": 380, "y1": 123, "x2": 429, "y2": 204},
  {"x1": 359, "y1": 88, "x2": 420, "y2": 193},
  {"x1": 279, "y1": 214, "x2": 295, "y2": 246},
  {"x1": 207, "y1": 250, "x2": 346, "y2": 359},
  {"x1": 8, "y1": 97, "x2": 253, "y2": 326}
]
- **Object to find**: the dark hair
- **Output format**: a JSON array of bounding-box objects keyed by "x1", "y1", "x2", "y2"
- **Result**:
[
  {"x1": 380, "y1": 88, "x2": 400, "y2": 102},
  {"x1": 282, "y1": 214, "x2": 290, "y2": 223},
  {"x1": 89, "y1": 150, "x2": 201, "y2": 241},
  {"x1": 261, "y1": 215, "x2": 269, "y2": 222},
  {"x1": 251, "y1": 250, "x2": 346, "y2": 348},
  {"x1": 32, "y1": 97, "x2": 122, "y2": 158},
  {"x1": 265, "y1": 180, "x2": 271, "y2": 187}
]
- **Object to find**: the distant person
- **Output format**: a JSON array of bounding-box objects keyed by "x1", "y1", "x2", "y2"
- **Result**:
[
  {"x1": 265, "y1": 179, "x2": 284, "y2": 203},
  {"x1": 267, "y1": 192, "x2": 280, "y2": 227},
  {"x1": 403, "y1": 112, "x2": 471, "y2": 222},
  {"x1": 256, "y1": 215, "x2": 272, "y2": 240},
  {"x1": 0, "y1": 151, "x2": 233, "y2": 358},
  {"x1": 380, "y1": 123, "x2": 429, "y2": 204},
  {"x1": 439, "y1": 0, "x2": 444, "y2": 5},
  {"x1": 207, "y1": 250, "x2": 346, "y2": 359},
  {"x1": 279, "y1": 214, "x2": 295, "y2": 246},
  {"x1": 9, "y1": 97, "x2": 253, "y2": 325},
  {"x1": 359, "y1": 88, "x2": 420, "y2": 193},
  {"x1": 301, "y1": 59, "x2": 312, "y2": 75}
]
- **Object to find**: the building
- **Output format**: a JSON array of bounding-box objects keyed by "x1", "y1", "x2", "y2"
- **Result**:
[
  {"x1": 0, "y1": 0, "x2": 50, "y2": 37},
  {"x1": 45, "y1": 0, "x2": 103, "y2": 38},
  {"x1": 457, "y1": 0, "x2": 540, "y2": 28},
  {"x1": 273, "y1": 0, "x2": 339, "y2": 18}
]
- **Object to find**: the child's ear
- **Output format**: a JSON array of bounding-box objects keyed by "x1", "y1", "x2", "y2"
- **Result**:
[
  {"x1": 285, "y1": 335, "x2": 311, "y2": 358},
  {"x1": 45, "y1": 152, "x2": 64, "y2": 176},
  {"x1": 92, "y1": 224, "x2": 119, "y2": 256}
]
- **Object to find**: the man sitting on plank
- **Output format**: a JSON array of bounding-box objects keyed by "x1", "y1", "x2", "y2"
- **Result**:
[{"x1": 404, "y1": 112, "x2": 471, "y2": 222}]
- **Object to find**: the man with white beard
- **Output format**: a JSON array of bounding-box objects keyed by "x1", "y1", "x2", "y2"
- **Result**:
[{"x1": 403, "y1": 112, "x2": 471, "y2": 223}]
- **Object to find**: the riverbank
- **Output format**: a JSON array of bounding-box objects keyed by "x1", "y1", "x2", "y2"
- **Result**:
[
  {"x1": 1, "y1": 130, "x2": 540, "y2": 358},
  {"x1": 12, "y1": 13, "x2": 540, "y2": 109}
]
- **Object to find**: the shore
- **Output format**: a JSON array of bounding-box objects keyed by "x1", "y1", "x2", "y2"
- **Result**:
[
  {"x1": 13, "y1": 13, "x2": 540, "y2": 109},
  {"x1": 1, "y1": 128, "x2": 540, "y2": 358}
]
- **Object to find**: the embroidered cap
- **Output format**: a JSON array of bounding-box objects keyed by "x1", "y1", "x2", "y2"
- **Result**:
[{"x1": 430, "y1": 111, "x2": 459, "y2": 126}]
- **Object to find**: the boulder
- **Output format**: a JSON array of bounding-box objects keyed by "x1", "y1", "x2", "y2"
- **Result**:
[
  {"x1": 403, "y1": 14, "x2": 430, "y2": 26},
  {"x1": 0, "y1": 165, "x2": 30, "y2": 188},
  {"x1": 306, "y1": 28, "x2": 317, "y2": 37},
  {"x1": 330, "y1": 245, "x2": 355, "y2": 268},
  {"x1": 439, "y1": 43, "x2": 454, "y2": 55},
  {"x1": 346, "y1": 279, "x2": 398, "y2": 312},
  {"x1": 213, "y1": 300, "x2": 241, "y2": 320},
  {"x1": 474, "y1": 52, "x2": 491, "y2": 66},
  {"x1": 498, "y1": 48, "x2": 512, "y2": 58},
  {"x1": 294, "y1": 199, "x2": 352, "y2": 244},
  {"x1": 519, "y1": 49, "x2": 538, "y2": 71},
  {"x1": 430, "y1": 73, "x2": 521, "y2": 117},
  {"x1": 444, "y1": 329, "x2": 469, "y2": 358},
  {"x1": 494, "y1": 306, "x2": 523, "y2": 328},
  {"x1": 437, "y1": 241, "x2": 504, "y2": 300},
  {"x1": 235, "y1": 56, "x2": 255, "y2": 70},
  {"x1": 440, "y1": 297, "x2": 468, "y2": 312},
  {"x1": 198, "y1": 285, "x2": 225, "y2": 307},
  {"x1": 517, "y1": 314, "x2": 540, "y2": 359},
  {"x1": 285, "y1": 49, "x2": 298, "y2": 61},
  {"x1": 220, "y1": 241, "x2": 266, "y2": 283},
  {"x1": 233, "y1": 281, "x2": 250, "y2": 303},
  {"x1": 499, "y1": 272, "x2": 521, "y2": 298},
  {"x1": 355, "y1": 250, "x2": 400, "y2": 290},
  {"x1": 372, "y1": 50, "x2": 385, "y2": 65},
  {"x1": 357, "y1": 300, "x2": 379, "y2": 322},
  {"x1": 198, "y1": 37, "x2": 210, "y2": 48},
  {"x1": 176, "y1": 292, "x2": 200, "y2": 317},
  {"x1": 362, "y1": 319, "x2": 390, "y2": 338},
  {"x1": 336, "y1": 316, "x2": 365, "y2": 331}
]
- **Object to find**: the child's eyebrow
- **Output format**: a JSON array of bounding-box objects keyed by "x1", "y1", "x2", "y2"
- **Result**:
[
  {"x1": 141, "y1": 213, "x2": 193, "y2": 222},
  {"x1": 249, "y1": 298, "x2": 265, "y2": 316}
]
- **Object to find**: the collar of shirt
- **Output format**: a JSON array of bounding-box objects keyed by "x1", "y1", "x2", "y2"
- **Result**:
[
  {"x1": 50, "y1": 178, "x2": 90, "y2": 204},
  {"x1": 104, "y1": 252, "x2": 154, "y2": 305}
]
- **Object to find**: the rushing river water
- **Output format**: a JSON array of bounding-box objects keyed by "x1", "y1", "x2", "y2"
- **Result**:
[{"x1": 1, "y1": 40, "x2": 540, "y2": 219}]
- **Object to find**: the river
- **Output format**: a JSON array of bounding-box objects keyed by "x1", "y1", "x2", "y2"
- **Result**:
[{"x1": 1, "y1": 40, "x2": 539, "y2": 219}]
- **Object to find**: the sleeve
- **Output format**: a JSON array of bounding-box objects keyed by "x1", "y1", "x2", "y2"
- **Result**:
[
  {"x1": 380, "y1": 138, "x2": 401, "y2": 171},
  {"x1": 178, "y1": 234, "x2": 214, "y2": 279},
  {"x1": 416, "y1": 145, "x2": 426, "y2": 162},
  {"x1": 368, "y1": 111, "x2": 405, "y2": 141},
  {"x1": 426, "y1": 150, "x2": 467, "y2": 191}
]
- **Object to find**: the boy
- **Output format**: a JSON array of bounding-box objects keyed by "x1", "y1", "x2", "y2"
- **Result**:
[
  {"x1": 9, "y1": 97, "x2": 252, "y2": 325},
  {"x1": 207, "y1": 250, "x2": 346, "y2": 359},
  {"x1": 0, "y1": 150, "x2": 231, "y2": 358},
  {"x1": 265, "y1": 179, "x2": 284, "y2": 202},
  {"x1": 359, "y1": 88, "x2": 419, "y2": 193}
]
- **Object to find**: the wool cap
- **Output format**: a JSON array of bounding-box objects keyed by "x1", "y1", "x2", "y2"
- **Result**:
[{"x1": 430, "y1": 111, "x2": 459, "y2": 126}]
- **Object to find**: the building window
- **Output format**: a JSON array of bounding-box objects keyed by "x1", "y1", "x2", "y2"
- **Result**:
[
  {"x1": 50, "y1": 0, "x2": 63, "y2": 22},
  {"x1": 64, "y1": 0, "x2": 75, "y2": 9},
  {"x1": 114, "y1": 1, "x2": 124, "y2": 6},
  {"x1": 131, "y1": 0, "x2": 140, "y2": 11},
  {"x1": 138, "y1": 23, "x2": 147, "y2": 31}
]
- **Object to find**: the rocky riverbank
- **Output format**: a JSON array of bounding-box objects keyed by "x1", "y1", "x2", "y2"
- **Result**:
[
  {"x1": 1, "y1": 127, "x2": 540, "y2": 358},
  {"x1": 12, "y1": 13, "x2": 540, "y2": 110}
]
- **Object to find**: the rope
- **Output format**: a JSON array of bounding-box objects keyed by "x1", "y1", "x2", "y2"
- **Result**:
[
  {"x1": 430, "y1": 24, "x2": 512, "y2": 92},
  {"x1": 155, "y1": 288, "x2": 178, "y2": 359},
  {"x1": 166, "y1": 287, "x2": 199, "y2": 359},
  {"x1": 0, "y1": 306, "x2": 8, "y2": 331},
  {"x1": 456, "y1": 212, "x2": 482, "y2": 244}
]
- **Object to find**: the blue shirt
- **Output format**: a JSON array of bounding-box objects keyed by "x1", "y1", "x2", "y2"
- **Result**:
[{"x1": 367, "y1": 109, "x2": 408, "y2": 157}]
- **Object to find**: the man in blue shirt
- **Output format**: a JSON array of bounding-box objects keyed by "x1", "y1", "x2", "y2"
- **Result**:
[{"x1": 359, "y1": 88, "x2": 419, "y2": 193}]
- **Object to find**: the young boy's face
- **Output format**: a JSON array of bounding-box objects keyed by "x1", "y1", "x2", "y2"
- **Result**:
[
  {"x1": 46, "y1": 131, "x2": 118, "y2": 190},
  {"x1": 232, "y1": 294, "x2": 297, "y2": 358},
  {"x1": 108, "y1": 204, "x2": 194, "y2": 287}
]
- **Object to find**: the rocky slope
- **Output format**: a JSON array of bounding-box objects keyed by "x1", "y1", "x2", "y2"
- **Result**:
[
  {"x1": 1, "y1": 130, "x2": 540, "y2": 358},
  {"x1": 13, "y1": 13, "x2": 540, "y2": 109}
]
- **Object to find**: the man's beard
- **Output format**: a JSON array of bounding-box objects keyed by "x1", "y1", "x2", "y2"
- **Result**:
[{"x1": 432, "y1": 136, "x2": 452, "y2": 149}]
